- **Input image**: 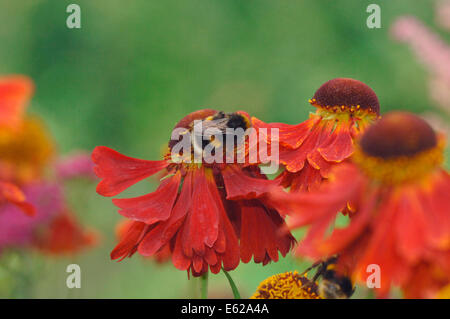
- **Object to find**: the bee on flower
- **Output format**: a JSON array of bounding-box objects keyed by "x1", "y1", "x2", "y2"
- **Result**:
[
  {"x1": 270, "y1": 112, "x2": 450, "y2": 298},
  {"x1": 92, "y1": 109, "x2": 295, "y2": 277}
]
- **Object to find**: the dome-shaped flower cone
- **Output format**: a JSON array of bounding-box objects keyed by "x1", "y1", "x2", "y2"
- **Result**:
[
  {"x1": 93, "y1": 109, "x2": 295, "y2": 277},
  {"x1": 269, "y1": 112, "x2": 450, "y2": 298},
  {"x1": 252, "y1": 78, "x2": 380, "y2": 192}
]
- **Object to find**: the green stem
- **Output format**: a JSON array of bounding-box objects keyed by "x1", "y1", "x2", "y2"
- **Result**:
[
  {"x1": 200, "y1": 272, "x2": 208, "y2": 299},
  {"x1": 222, "y1": 268, "x2": 241, "y2": 299}
]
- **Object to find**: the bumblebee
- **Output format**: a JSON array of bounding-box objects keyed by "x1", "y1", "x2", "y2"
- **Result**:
[
  {"x1": 300, "y1": 256, "x2": 355, "y2": 299},
  {"x1": 191, "y1": 111, "x2": 251, "y2": 158}
]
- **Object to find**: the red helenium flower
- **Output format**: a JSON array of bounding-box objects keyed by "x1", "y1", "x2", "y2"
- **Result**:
[
  {"x1": 270, "y1": 112, "x2": 450, "y2": 298},
  {"x1": 93, "y1": 109, "x2": 295, "y2": 277},
  {"x1": 253, "y1": 78, "x2": 380, "y2": 192}
]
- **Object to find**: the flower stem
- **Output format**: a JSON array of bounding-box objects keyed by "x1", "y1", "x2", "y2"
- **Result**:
[
  {"x1": 200, "y1": 272, "x2": 208, "y2": 299},
  {"x1": 222, "y1": 268, "x2": 241, "y2": 299}
]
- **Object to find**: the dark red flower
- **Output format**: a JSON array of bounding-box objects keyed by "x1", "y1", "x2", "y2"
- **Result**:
[
  {"x1": 270, "y1": 112, "x2": 450, "y2": 297},
  {"x1": 253, "y1": 78, "x2": 380, "y2": 192},
  {"x1": 93, "y1": 109, "x2": 295, "y2": 277}
]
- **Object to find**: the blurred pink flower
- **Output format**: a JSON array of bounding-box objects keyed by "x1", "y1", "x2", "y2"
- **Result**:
[
  {"x1": 391, "y1": 16, "x2": 450, "y2": 84},
  {"x1": 436, "y1": 0, "x2": 450, "y2": 30},
  {"x1": 55, "y1": 152, "x2": 96, "y2": 181},
  {"x1": 0, "y1": 181, "x2": 64, "y2": 252},
  {"x1": 391, "y1": 14, "x2": 450, "y2": 123}
]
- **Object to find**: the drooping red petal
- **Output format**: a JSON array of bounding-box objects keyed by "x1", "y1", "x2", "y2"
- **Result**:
[
  {"x1": 270, "y1": 163, "x2": 363, "y2": 227},
  {"x1": 420, "y1": 170, "x2": 450, "y2": 249},
  {"x1": 239, "y1": 200, "x2": 295, "y2": 264},
  {"x1": 285, "y1": 162, "x2": 324, "y2": 192},
  {"x1": 221, "y1": 164, "x2": 277, "y2": 200},
  {"x1": 112, "y1": 171, "x2": 181, "y2": 224},
  {"x1": 172, "y1": 230, "x2": 191, "y2": 271},
  {"x1": 307, "y1": 150, "x2": 334, "y2": 178},
  {"x1": 394, "y1": 188, "x2": 429, "y2": 263},
  {"x1": 211, "y1": 190, "x2": 240, "y2": 271},
  {"x1": 92, "y1": 146, "x2": 168, "y2": 197},
  {"x1": 318, "y1": 120, "x2": 354, "y2": 162},
  {"x1": 310, "y1": 187, "x2": 377, "y2": 257},
  {"x1": 252, "y1": 115, "x2": 320, "y2": 149},
  {"x1": 173, "y1": 167, "x2": 240, "y2": 276},
  {"x1": 181, "y1": 168, "x2": 219, "y2": 256},
  {"x1": 278, "y1": 120, "x2": 324, "y2": 173},
  {"x1": 355, "y1": 204, "x2": 404, "y2": 297},
  {"x1": 111, "y1": 220, "x2": 150, "y2": 261},
  {"x1": 137, "y1": 171, "x2": 192, "y2": 256}
]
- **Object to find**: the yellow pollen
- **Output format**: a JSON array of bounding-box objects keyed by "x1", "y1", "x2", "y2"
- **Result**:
[
  {"x1": 353, "y1": 137, "x2": 445, "y2": 185},
  {"x1": 251, "y1": 271, "x2": 322, "y2": 299}
]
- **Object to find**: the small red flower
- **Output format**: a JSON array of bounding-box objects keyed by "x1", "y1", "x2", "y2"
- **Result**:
[
  {"x1": 33, "y1": 211, "x2": 98, "y2": 255},
  {"x1": 93, "y1": 109, "x2": 295, "y2": 277},
  {"x1": 270, "y1": 112, "x2": 450, "y2": 297},
  {"x1": 253, "y1": 78, "x2": 380, "y2": 192}
]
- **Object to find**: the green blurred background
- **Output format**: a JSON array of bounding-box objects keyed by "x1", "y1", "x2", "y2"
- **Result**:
[{"x1": 0, "y1": 0, "x2": 448, "y2": 298}]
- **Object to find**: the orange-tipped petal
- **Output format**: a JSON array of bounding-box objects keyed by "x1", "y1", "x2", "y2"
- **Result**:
[{"x1": 318, "y1": 120, "x2": 354, "y2": 162}]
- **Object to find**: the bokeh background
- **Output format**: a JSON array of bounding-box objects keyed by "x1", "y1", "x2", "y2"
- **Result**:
[{"x1": 0, "y1": 0, "x2": 448, "y2": 298}]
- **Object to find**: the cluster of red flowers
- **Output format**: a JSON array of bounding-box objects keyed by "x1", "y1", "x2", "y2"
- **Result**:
[{"x1": 94, "y1": 77, "x2": 449, "y2": 298}]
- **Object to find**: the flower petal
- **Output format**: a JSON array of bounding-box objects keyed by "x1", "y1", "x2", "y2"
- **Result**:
[
  {"x1": 181, "y1": 168, "x2": 220, "y2": 256},
  {"x1": 240, "y1": 201, "x2": 295, "y2": 264},
  {"x1": 252, "y1": 115, "x2": 320, "y2": 149},
  {"x1": 318, "y1": 121, "x2": 353, "y2": 162},
  {"x1": 221, "y1": 165, "x2": 276, "y2": 200},
  {"x1": 112, "y1": 171, "x2": 181, "y2": 224},
  {"x1": 92, "y1": 146, "x2": 168, "y2": 197},
  {"x1": 111, "y1": 221, "x2": 149, "y2": 261},
  {"x1": 137, "y1": 172, "x2": 192, "y2": 256}
]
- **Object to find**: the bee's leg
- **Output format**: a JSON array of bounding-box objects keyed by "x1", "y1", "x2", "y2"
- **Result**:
[
  {"x1": 311, "y1": 263, "x2": 326, "y2": 282},
  {"x1": 298, "y1": 261, "x2": 319, "y2": 277}
]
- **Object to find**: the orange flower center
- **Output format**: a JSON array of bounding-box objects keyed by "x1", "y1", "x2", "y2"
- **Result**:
[
  {"x1": 251, "y1": 271, "x2": 321, "y2": 299},
  {"x1": 353, "y1": 137, "x2": 444, "y2": 185}
]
